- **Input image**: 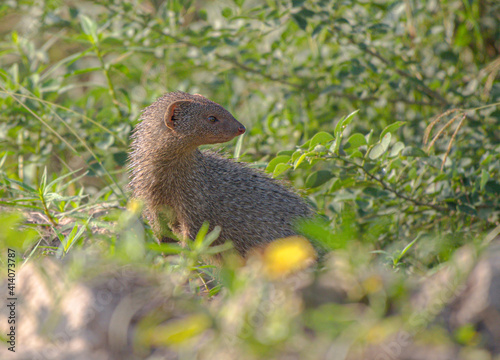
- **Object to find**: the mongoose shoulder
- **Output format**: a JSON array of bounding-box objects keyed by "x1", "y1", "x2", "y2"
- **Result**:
[{"x1": 128, "y1": 91, "x2": 312, "y2": 256}]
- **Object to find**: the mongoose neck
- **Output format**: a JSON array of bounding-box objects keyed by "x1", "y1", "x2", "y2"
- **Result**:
[
  {"x1": 129, "y1": 125, "x2": 204, "y2": 209},
  {"x1": 153, "y1": 133, "x2": 200, "y2": 162}
]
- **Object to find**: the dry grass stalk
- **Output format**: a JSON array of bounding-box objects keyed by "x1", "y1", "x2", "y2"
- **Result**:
[
  {"x1": 424, "y1": 109, "x2": 460, "y2": 145},
  {"x1": 426, "y1": 112, "x2": 462, "y2": 152},
  {"x1": 441, "y1": 114, "x2": 466, "y2": 171}
]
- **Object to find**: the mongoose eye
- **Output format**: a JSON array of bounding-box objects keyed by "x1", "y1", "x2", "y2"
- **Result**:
[{"x1": 208, "y1": 116, "x2": 218, "y2": 123}]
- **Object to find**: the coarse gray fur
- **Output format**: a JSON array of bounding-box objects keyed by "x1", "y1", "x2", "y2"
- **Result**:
[{"x1": 128, "y1": 91, "x2": 313, "y2": 256}]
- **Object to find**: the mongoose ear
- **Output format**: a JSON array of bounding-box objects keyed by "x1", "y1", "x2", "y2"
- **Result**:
[{"x1": 164, "y1": 100, "x2": 193, "y2": 130}]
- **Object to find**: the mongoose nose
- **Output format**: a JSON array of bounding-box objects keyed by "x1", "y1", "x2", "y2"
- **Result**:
[{"x1": 237, "y1": 126, "x2": 246, "y2": 135}]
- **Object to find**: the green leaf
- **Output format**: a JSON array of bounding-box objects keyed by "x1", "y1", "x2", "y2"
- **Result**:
[
  {"x1": 309, "y1": 131, "x2": 334, "y2": 150},
  {"x1": 291, "y1": 150, "x2": 303, "y2": 163},
  {"x1": 368, "y1": 23, "x2": 389, "y2": 34},
  {"x1": 204, "y1": 241, "x2": 234, "y2": 255},
  {"x1": 40, "y1": 167, "x2": 48, "y2": 191},
  {"x1": 294, "y1": 153, "x2": 307, "y2": 169},
  {"x1": 194, "y1": 221, "x2": 210, "y2": 248},
  {"x1": 329, "y1": 138, "x2": 339, "y2": 154},
  {"x1": 292, "y1": 14, "x2": 307, "y2": 30},
  {"x1": 298, "y1": 8, "x2": 315, "y2": 17},
  {"x1": 265, "y1": 155, "x2": 290, "y2": 173},
  {"x1": 41, "y1": 49, "x2": 92, "y2": 81},
  {"x1": 96, "y1": 134, "x2": 115, "y2": 150},
  {"x1": 393, "y1": 234, "x2": 421, "y2": 266},
  {"x1": 365, "y1": 129, "x2": 375, "y2": 145},
  {"x1": 138, "y1": 314, "x2": 211, "y2": 346},
  {"x1": 458, "y1": 204, "x2": 477, "y2": 216},
  {"x1": 401, "y1": 147, "x2": 428, "y2": 158},
  {"x1": 5, "y1": 177, "x2": 37, "y2": 193},
  {"x1": 380, "y1": 132, "x2": 391, "y2": 149},
  {"x1": 80, "y1": 15, "x2": 98, "y2": 43},
  {"x1": 332, "y1": 111, "x2": 359, "y2": 155},
  {"x1": 198, "y1": 9, "x2": 207, "y2": 20},
  {"x1": 63, "y1": 224, "x2": 85, "y2": 253},
  {"x1": 222, "y1": 7, "x2": 232, "y2": 18},
  {"x1": 335, "y1": 110, "x2": 359, "y2": 137},
  {"x1": 346, "y1": 133, "x2": 367, "y2": 149},
  {"x1": 46, "y1": 167, "x2": 86, "y2": 191},
  {"x1": 312, "y1": 24, "x2": 323, "y2": 37},
  {"x1": 485, "y1": 180, "x2": 500, "y2": 195},
  {"x1": 64, "y1": 67, "x2": 101, "y2": 78},
  {"x1": 380, "y1": 121, "x2": 405, "y2": 140},
  {"x1": 313, "y1": 145, "x2": 328, "y2": 153},
  {"x1": 480, "y1": 169, "x2": 489, "y2": 192},
  {"x1": 341, "y1": 110, "x2": 359, "y2": 128},
  {"x1": 389, "y1": 142, "x2": 405, "y2": 158},
  {"x1": 201, "y1": 46, "x2": 216, "y2": 54},
  {"x1": 369, "y1": 145, "x2": 384, "y2": 159},
  {"x1": 233, "y1": 133, "x2": 244, "y2": 160},
  {"x1": 369, "y1": 133, "x2": 391, "y2": 160},
  {"x1": 349, "y1": 150, "x2": 363, "y2": 158},
  {"x1": 147, "y1": 242, "x2": 183, "y2": 254},
  {"x1": 454, "y1": 23, "x2": 472, "y2": 47},
  {"x1": 277, "y1": 150, "x2": 295, "y2": 156},
  {"x1": 334, "y1": 117, "x2": 345, "y2": 137},
  {"x1": 202, "y1": 226, "x2": 222, "y2": 248},
  {"x1": 273, "y1": 163, "x2": 292, "y2": 177},
  {"x1": 306, "y1": 170, "x2": 334, "y2": 188},
  {"x1": 296, "y1": 218, "x2": 345, "y2": 250}
]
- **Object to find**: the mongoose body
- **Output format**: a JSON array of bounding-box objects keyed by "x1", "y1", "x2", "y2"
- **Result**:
[{"x1": 128, "y1": 91, "x2": 312, "y2": 256}]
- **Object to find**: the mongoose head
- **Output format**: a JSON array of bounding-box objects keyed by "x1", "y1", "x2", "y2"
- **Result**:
[{"x1": 163, "y1": 93, "x2": 246, "y2": 146}]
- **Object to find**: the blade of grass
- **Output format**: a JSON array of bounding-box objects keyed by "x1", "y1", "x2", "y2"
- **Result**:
[
  {"x1": 0, "y1": 83, "x2": 79, "y2": 153},
  {"x1": 0, "y1": 90, "x2": 126, "y2": 144},
  {"x1": 1, "y1": 85, "x2": 126, "y2": 199}
]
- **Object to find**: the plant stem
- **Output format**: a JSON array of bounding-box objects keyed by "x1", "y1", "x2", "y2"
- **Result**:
[
  {"x1": 94, "y1": 45, "x2": 121, "y2": 114},
  {"x1": 40, "y1": 192, "x2": 58, "y2": 227}
]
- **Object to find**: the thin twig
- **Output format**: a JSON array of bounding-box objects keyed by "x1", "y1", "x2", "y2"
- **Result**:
[
  {"x1": 332, "y1": 155, "x2": 448, "y2": 212},
  {"x1": 347, "y1": 37, "x2": 449, "y2": 106}
]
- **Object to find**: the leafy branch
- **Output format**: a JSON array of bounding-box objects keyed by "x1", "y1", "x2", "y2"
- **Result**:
[
  {"x1": 332, "y1": 154, "x2": 448, "y2": 213},
  {"x1": 345, "y1": 37, "x2": 450, "y2": 107},
  {"x1": 114, "y1": 6, "x2": 441, "y2": 107}
]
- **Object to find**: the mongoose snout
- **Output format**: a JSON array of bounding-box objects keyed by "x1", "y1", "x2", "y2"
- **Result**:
[
  {"x1": 129, "y1": 91, "x2": 313, "y2": 256},
  {"x1": 237, "y1": 125, "x2": 246, "y2": 134}
]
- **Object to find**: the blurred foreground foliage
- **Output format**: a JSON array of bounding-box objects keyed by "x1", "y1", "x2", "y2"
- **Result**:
[{"x1": 0, "y1": 0, "x2": 499, "y2": 358}]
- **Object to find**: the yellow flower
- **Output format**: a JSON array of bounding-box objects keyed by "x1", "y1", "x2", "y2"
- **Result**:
[
  {"x1": 263, "y1": 236, "x2": 316, "y2": 278},
  {"x1": 126, "y1": 199, "x2": 143, "y2": 215},
  {"x1": 362, "y1": 275, "x2": 383, "y2": 294},
  {"x1": 137, "y1": 313, "x2": 211, "y2": 348}
]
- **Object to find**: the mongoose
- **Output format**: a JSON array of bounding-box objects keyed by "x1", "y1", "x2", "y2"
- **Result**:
[{"x1": 128, "y1": 91, "x2": 313, "y2": 256}]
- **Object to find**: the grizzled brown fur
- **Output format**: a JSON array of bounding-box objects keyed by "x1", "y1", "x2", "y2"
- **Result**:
[{"x1": 128, "y1": 91, "x2": 312, "y2": 256}]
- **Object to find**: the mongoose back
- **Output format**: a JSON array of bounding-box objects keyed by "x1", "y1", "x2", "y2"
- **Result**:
[{"x1": 128, "y1": 91, "x2": 312, "y2": 256}]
